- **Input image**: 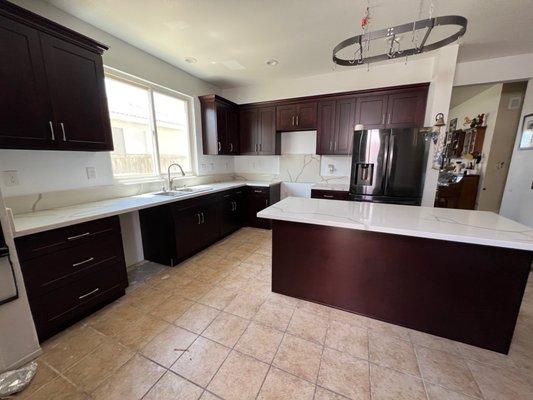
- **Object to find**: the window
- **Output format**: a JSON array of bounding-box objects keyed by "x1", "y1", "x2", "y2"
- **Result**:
[{"x1": 105, "y1": 75, "x2": 193, "y2": 179}]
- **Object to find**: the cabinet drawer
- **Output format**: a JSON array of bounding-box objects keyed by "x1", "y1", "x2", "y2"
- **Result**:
[
  {"x1": 249, "y1": 186, "x2": 269, "y2": 196},
  {"x1": 311, "y1": 189, "x2": 349, "y2": 200},
  {"x1": 31, "y1": 261, "x2": 127, "y2": 339},
  {"x1": 21, "y1": 234, "x2": 123, "y2": 298},
  {"x1": 15, "y1": 216, "x2": 120, "y2": 261}
]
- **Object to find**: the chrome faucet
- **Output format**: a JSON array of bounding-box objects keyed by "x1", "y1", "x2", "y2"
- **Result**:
[{"x1": 167, "y1": 163, "x2": 185, "y2": 191}]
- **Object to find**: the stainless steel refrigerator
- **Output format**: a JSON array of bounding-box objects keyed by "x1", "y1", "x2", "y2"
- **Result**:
[{"x1": 348, "y1": 128, "x2": 429, "y2": 206}]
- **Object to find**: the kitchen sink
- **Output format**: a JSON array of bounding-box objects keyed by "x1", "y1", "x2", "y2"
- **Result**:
[{"x1": 154, "y1": 185, "x2": 213, "y2": 197}]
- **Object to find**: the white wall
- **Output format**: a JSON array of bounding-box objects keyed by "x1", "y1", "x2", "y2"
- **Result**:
[
  {"x1": 500, "y1": 79, "x2": 533, "y2": 227},
  {"x1": 0, "y1": 0, "x2": 225, "y2": 198},
  {"x1": 455, "y1": 53, "x2": 533, "y2": 87},
  {"x1": 420, "y1": 45, "x2": 459, "y2": 206}
]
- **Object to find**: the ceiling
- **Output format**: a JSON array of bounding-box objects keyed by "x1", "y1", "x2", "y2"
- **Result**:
[
  {"x1": 449, "y1": 83, "x2": 498, "y2": 108},
  {"x1": 46, "y1": 0, "x2": 533, "y2": 89}
]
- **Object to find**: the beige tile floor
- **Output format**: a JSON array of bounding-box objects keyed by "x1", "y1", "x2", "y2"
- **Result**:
[{"x1": 14, "y1": 227, "x2": 533, "y2": 400}]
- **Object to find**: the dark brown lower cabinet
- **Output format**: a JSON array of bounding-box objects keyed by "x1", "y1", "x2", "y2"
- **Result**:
[
  {"x1": 310, "y1": 189, "x2": 349, "y2": 200},
  {"x1": 15, "y1": 216, "x2": 128, "y2": 341},
  {"x1": 247, "y1": 185, "x2": 281, "y2": 229},
  {"x1": 140, "y1": 184, "x2": 281, "y2": 266}
]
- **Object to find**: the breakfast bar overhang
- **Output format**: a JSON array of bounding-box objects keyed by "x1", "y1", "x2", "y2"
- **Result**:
[{"x1": 258, "y1": 197, "x2": 533, "y2": 354}]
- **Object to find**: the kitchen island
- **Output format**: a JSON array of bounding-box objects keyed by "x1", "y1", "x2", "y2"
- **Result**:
[{"x1": 258, "y1": 197, "x2": 533, "y2": 353}]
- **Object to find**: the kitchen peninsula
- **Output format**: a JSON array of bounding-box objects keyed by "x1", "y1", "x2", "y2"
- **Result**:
[{"x1": 258, "y1": 197, "x2": 533, "y2": 353}]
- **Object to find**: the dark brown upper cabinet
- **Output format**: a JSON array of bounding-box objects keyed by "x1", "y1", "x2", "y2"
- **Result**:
[
  {"x1": 317, "y1": 97, "x2": 356, "y2": 155},
  {"x1": 355, "y1": 95, "x2": 388, "y2": 129},
  {"x1": 239, "y1": 106, "x2": 279, "y2": 155},
  {"x1": 199, "y1": 95, "x2": 239, "y2": 155},
  {"x1": 386, "y1": 89, "x2": 427, "y2": 128},
  {"x1": 0, "y1": 1, "x2": 113, "y2": 151},
  {"x1": 276, "y1": 101, "x2": 317, "y2": 131}
]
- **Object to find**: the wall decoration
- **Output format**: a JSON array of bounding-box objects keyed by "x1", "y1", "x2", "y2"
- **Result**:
[
  {"x1": 448, "y1": 118, "x2": 457, "y2": 132},
  {"x1": 519, "y1": 113, "x2": 533, "y2": 150}
]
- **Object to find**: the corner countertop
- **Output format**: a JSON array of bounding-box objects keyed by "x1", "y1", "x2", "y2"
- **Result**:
[
  {"x1": 311, "y1": 183, "x2": 350, "y2": 192},
  {"x1": 257, "y1": 197, "x2": 533, "y2": 251},
  {"x1": 10, "y1": 181, "x2": 280, "y2": 237}
]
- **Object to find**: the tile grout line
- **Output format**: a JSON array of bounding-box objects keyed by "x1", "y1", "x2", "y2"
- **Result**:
[
  {"x1": 312, "y1": 318, "x2": 329, "y2": 400},
  {"x1": 254, "y1": 298, "x2": 298, "y2": 400}
]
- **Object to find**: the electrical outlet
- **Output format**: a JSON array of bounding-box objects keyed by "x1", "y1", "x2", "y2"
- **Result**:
[
  {"x1": 2, "y1": 170, "x2": 19, "y2": 186},
  {"x1": 86, "y1": 167, "x2": 96, "y2": 180}
]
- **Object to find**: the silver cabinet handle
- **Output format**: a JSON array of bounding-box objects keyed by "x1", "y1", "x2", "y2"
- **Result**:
[
  {"x1": 229, "y1": 143, "x2": 233, "y2": 152},
  {"x1": 201, "y1": 212, "x2": 205, "y2": 224},
  {"x1": 49, "y1": 121, "x2": 55, "y2": 140},
  {"x1": 334, "y1": 141, "x2": 337, "y2": 150},
  {"x1": 292, "y1": 115, "x2": 295, "y2": 126},
  {"x1": 218, "y1": 141, "x2": 221, "y2": 152},
  {"x1": 67, "y1": 232, "x2": 90, "y2": 241},
  {"x1": 296, "y1": 115, "x2": 299, "y2": 126},
  {"x1": 265, "y1": 199, "x2": 269, "y2": 207},
  {"x1": 255, "y1": 143, "x2": 258, "y2": 152},
  {"x1": 259, "y1": 143, "x2": 262, "y2": 151},
  {"x1": 60, "y1": 122, "x2": 67, "y2": 141},
  {"x1": 329, "y1": 141, "x2": 332, "y2": 151},
  {"x1": 382, "y1": 114, "x2": 386, "y2": 124},
  {"x1": 196, "y1": 213, "x2": 201, "y2": 224},
  {"x1": 323, "y1": 194, "x2": 334, "y2": 199},
  {"x1": 78, "y1": 287, "x2": 99, "y2": 300},
  {"x1": 254, "y1": 189, "x2": 263, "y2": 193},
  {"x1": 234, "y1": 201, "x2": 237, "y2": 211},
  {"x1": 387, "y1": 114, "x2": 391, "y2": 124},
  {"x1": 72, "y1": 257, "x2": 94, "y2": 267}
]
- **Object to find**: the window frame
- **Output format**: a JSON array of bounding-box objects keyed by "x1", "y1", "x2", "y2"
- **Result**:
[{"x1": 104, "y1": 67, "x2": 197, "y2": 183}]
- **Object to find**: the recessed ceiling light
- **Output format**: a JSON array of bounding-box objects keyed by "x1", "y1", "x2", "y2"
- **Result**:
[
  {"x1": 266, "y1": 59, "x2": 279, "y2": 67},
  {"x1": 185, "y1": 57, "x2": 197, "y2": 64}
]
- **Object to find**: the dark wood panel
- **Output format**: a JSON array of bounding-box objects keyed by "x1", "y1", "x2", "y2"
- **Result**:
[
  {"x1": 238, "y1": 108, "x2": 258, "y2": 155},
  {"x1": 272, "y1": 220, "x2": 532, "y2": 353},
  {"x1": 41, "y1": 34, "x2": 113, "y2": 150},
  {"x1": 227, "y1": 107, "x2": 239, "y2": 154},
  {"x1": 296, "y1": 102, "x2": 317, "y2": 130},
  {"x1": 276, "y1": 104, "x2": 296, "y2": 131},
  {"x1": 0, "y1": 14, "x2": 54, "y2": 149},
  {"x1": 258, "y1": 106, "x2": 276, "y2": 154},
  {"x1": 334, "y1": 97, "x2": 356, "y2": 155},
  {"x1": 316, "y1": 100, "x2": 336, "y2": 155},
  {"x1": 355, "y1": 95, "x2": 387, "y2": 129},
  {"x1": 310, "y1": 189, "x2": 349, "y2": 200},
  {"x1": 386, "y1": 89, "x2": 427, "y2": 128}
]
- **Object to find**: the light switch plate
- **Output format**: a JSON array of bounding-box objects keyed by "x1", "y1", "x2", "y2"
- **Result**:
[
  {"x1": 86, "y1": 167, "x2": 96, "y2": 180},
  {"x1": 2, "y1": 170, "x2": 19, "y2": 186}
]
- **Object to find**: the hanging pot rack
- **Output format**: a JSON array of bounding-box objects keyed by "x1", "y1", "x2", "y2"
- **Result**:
[{"x1": 332, "y1": 15, "x2": 467, "y2": 66}]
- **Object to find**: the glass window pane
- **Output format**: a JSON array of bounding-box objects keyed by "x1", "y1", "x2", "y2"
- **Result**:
[
  {"x1": 105, "y1": 77, "x2": 156, "y2": 177},
  {"x1": 153, "y1": 91, "x2": 191, "y2": 173}
]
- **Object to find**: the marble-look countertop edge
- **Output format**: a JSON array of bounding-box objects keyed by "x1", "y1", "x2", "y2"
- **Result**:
[
  {"x1": 258, "y1": 198, "x2": 533, "y2": 252},
  {"x1": 11, "y1": 181, "x2": 280, "y2": 237}
]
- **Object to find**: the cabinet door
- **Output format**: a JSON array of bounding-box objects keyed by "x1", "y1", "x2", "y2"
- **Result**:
[
  {"x1": 175, "y1": 207, "x2": 204, "y2": 260},
  {"x1": 247, "y1": 193, "x2": 271, "y2": 229},
  {"x1": 0, "y1": 16, "x2": 54, "y2": 149},
  {"x1": 221, "y1": 192, "x2": 244, "y2": 236},
  {"x1": 41, "y1": 34, "x2": 113, "y2": 151},
  {"x1": 386, "y1": 90, "x2": 427, "y2": 128},
  {"x1": 334, "y1": 97, "x2": 356, "y2": 155},
  {"x1": 215, "y1": 102, "x2": 228, "y2": 154},
  {"x1": 276, "y1": 104, "x2": 296, "y2": 131},
  {"x1": 239, "y1": 108, "x2": 258, "y2": 155},
  {"x1": 226, "y1": 107, "x2": 239, "y2": 154},
  {"x1": 355, "y1": 95, "x2": 387, "y2": 129},
  {"x1": 316, "y1": 100, "x2": 336, "y2": 155},
  {"x1": 258, "y1": 106, "x2": 276, "y2": 154},
  {"x1": 295, "y1": 102, "x2": 317, "y2": 130},
  {"x1": 197, "y1": 202, "x2": 221, "y2": 246}
]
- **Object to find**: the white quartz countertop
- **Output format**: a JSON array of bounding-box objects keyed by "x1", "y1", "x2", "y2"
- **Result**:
[
  {"x1": 11, "y1": 181, "x2": 280, "y2": 237},
  {"x1": 257, "y1": 197, "x2": 533, "y2": 251}
]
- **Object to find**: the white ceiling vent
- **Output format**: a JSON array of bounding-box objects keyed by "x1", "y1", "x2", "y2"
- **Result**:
[{"x1": 220, "y1": 60, "x2": 246, "y2": 70}]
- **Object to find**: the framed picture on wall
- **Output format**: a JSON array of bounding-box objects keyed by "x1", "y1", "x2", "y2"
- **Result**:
[
  {"x1": 519, "y1": 114, "x2": 533, "y2": 150},
  {"x1": 448, "y1": 118, "x2": 457, "y2": 133}
]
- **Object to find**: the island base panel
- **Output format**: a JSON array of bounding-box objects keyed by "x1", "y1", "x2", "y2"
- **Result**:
[{"x1": 271, "y1": 220, "x2": 531, "y2": 354}]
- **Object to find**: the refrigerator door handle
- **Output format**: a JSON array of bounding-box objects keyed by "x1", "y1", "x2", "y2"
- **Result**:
[{"x1": 384, "y1": 133, "x2": 395, "y2": 194}]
